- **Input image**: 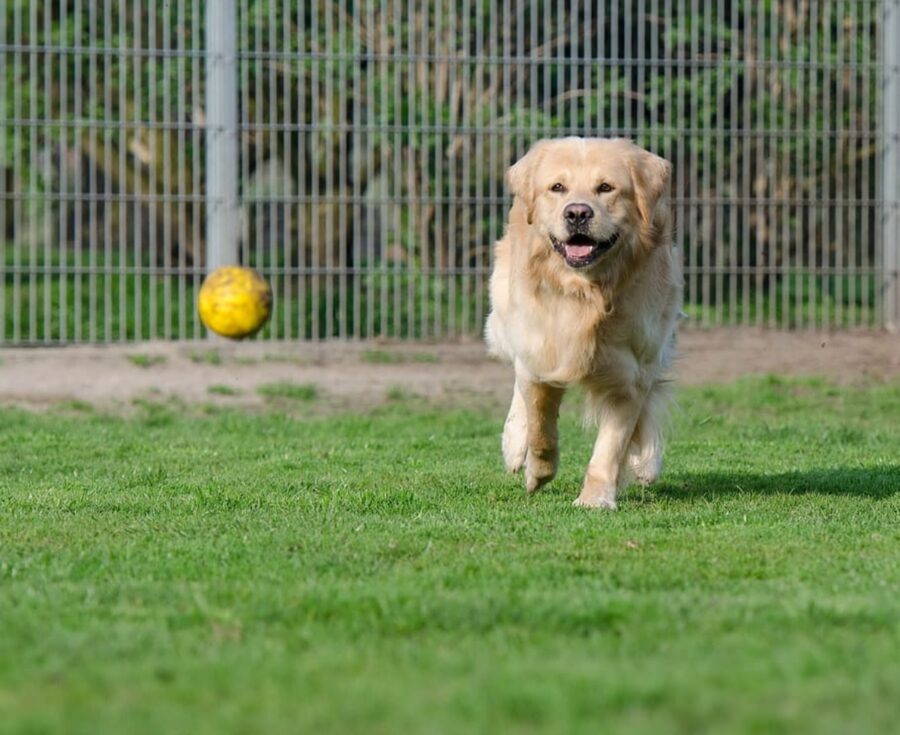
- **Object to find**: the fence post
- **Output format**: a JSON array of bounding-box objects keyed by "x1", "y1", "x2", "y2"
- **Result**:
[
  {"x1": 205, "y1": 0, "x2": 240, "y2": 273},
  {"x1": 884, "y1": 0, "x2": 900, "y2": 331}
]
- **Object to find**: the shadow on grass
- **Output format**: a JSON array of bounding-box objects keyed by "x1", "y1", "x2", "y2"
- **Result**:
[{"x1": 654, "y1": 466, "x2": 900, "y2": 501}]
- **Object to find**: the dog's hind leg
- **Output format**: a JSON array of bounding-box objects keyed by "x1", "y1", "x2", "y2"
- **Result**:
[{"x1": 626, "y1": 383, "x2": 671, "y2": 487}]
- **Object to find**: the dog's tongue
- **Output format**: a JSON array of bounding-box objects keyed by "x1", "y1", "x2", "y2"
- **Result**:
[{"x1": 565, "y1": 244, "x2": 594, "y2": 258}]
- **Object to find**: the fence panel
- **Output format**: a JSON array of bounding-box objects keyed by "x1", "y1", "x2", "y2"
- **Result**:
[
  {"x1": 1, "y1": 1, "x2": 895, "y2": 344},
  {"x1": 2, "y1": 0, "x2": 208, "y2": 343}
]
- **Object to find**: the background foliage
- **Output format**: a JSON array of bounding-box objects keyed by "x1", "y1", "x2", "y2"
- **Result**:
[{"x1": 1, "y1": 1, "x2": 885, "y2": 339}]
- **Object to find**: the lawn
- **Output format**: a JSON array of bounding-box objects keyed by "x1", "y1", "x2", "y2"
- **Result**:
[{"x1": 1, "y1": 377, "x2": 898, "y2": 734}]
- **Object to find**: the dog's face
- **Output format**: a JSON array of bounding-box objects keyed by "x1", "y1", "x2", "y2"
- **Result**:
[{"x1": 507, "y1": 138, "x2": 672, "y2": 270}]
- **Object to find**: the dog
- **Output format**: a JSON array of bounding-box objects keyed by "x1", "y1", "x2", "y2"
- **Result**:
[{"x1": 485, "y1": 137, "x2": 682, "y2": 509}]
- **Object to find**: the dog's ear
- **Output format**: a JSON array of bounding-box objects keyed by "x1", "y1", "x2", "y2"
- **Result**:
[
  {"x1": 506, "y1": 140, "x2": 550, "y2": 225},
  {"x1": 627, "y1": 146, "x2": 672, "y2": 244}
]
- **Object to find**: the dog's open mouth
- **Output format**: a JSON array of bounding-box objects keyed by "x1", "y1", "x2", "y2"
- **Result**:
[{"x1": 550, "y1": 232, "x2": 619, "y2": 268}]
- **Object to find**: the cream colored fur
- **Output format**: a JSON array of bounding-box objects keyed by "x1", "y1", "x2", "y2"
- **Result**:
[{"x1": 485, "y1": 137, "x2": 683, "y2": 509}]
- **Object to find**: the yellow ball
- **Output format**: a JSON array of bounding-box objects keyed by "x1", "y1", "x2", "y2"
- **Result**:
[{"x1": 198, "y1": 266, "x2": 272, "y2": 339}]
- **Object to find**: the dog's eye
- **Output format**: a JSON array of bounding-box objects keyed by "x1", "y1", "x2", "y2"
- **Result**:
[
  {"x1": 550, "y1": 183, "x2": 567, "y2": 193},
  {"x1": 597, "y1": 183, "x2": 614, "y2": 193}
]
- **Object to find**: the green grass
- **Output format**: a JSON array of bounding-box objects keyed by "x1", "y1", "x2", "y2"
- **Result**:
[
  {"x1": 126, "y1": 353, "x2": 167, "y2": 369},
  {"x1": 361, "y1": 349, "x2": 439, "y2": 364},
  {"x1": 256, "y1": 381, "x2": 319, "y2": 401},
  {"x1": 386, "y1": 384, "x2": 415, "y2": 401},
  {"x1": 207, "y1": 384, "x2": 242, "y2": 397},
  {"x1": 1, "y1": 378, "x2": 898, "y2": 734},
  {"x1": 187, "y1": 348, "x2": 224, "y2": 366}
]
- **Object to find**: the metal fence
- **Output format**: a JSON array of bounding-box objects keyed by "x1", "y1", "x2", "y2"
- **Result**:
[{"x1": 1, "y1": 0, "x2": 898, "y2": 344}]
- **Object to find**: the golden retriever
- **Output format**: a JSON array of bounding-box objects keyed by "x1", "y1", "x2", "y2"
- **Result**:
[{"x1": 485, "y1": 137, "x2": 682, "y2": 509}]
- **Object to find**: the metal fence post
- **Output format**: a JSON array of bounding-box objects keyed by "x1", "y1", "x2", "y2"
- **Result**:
[
  {"x1": 884, "y1": 0, "x2": 900, "y2": 331},
  {"x1": 205, "y1": 0, "x2": 240, "y2": 274}
]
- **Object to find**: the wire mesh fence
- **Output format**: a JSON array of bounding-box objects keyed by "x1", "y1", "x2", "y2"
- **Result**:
[{"x1": 1, "y1": 0, "x2": 898, "y2": 344}]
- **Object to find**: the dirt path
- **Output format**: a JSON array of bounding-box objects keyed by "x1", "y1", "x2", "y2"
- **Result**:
[{"x1": 1, "y1": 330, "x2": 898, "y2": 411}]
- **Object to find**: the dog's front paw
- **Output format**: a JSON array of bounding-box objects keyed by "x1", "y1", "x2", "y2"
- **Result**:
[
  {"x1": 575, "y1": 475, "x2": 618, "y2": 509},
  {"x1": 573, "y1": 494, "x2": 617, "y2": 510},
  {"x1": 524, "y1": 450, "x2": 557, "y2": 493}
]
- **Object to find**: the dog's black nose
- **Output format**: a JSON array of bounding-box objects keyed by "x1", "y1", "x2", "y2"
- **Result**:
[{"x1": 564, "y1": 203, "x2": 594, "y2": 226}]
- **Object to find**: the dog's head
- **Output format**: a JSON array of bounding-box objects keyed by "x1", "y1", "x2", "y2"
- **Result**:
[{"x1": 507, "y1": 137, "x2": 672, "y2": 270}]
